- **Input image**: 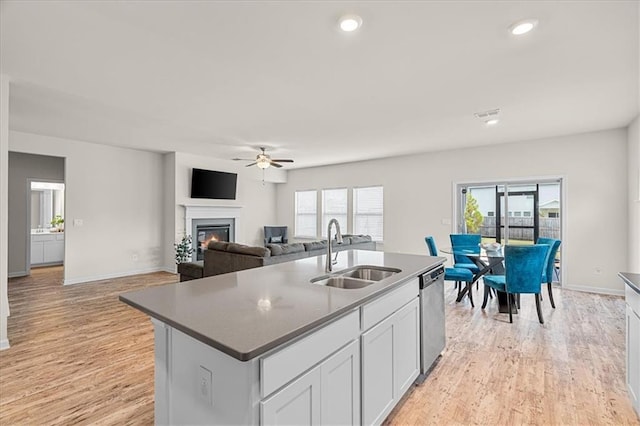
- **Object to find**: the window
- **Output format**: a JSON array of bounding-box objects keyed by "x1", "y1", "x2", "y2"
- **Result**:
[
  {"x1": 548, "y1": 212, "x2": 559, "y2": 218},
  {"x1": 321, "y1": 188, "x2": 348, "y2": 237},
  {"x1": 487, "y1": 211, "x2": 495, "y2": 217},
  {"x1": 295, "y1": 190, "x2": 317, "y2": 237},
  {"x1": 514, "y1": 211, "x2": 522, "y2": 217},
  {"x1": 353, "y1": 186, "x2": 383, "y2": 241},
  {"x1": 523, "y1": 211, "x2": 531, "y2": 217}
]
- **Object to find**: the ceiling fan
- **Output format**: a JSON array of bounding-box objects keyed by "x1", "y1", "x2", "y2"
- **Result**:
[{"x1": 233, "y1": 147, "x2": 294, "y2": 169}]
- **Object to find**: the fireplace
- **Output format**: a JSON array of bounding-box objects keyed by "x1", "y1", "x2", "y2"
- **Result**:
[
  {"x1": 183, "y1": 205, "x2": 241, "y2": 263},
  {"x1": 195, "y1": 224, "x2": 230, "y2": 261}
]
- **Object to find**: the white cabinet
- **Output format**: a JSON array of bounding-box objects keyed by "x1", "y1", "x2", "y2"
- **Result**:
[
  {"x1": 320, "y1": 340, "x2": 360, "y2": 426},
  {"x1": 261, "y1": 339, "x2": 360, "y2": 426},
  {"x1": 30, "y1": 233, "x2": 64, "y2": 265},
  {"x1": 626, "y1": 283, "x2": 640, "y2": 416},
  {"x1": 261, "y1": 367, "x2": 321, "y2": 426},
  {"x1": 362, "y1": 297, "x2": 420, "y2": 426}
]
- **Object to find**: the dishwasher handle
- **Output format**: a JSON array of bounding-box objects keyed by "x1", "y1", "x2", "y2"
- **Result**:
[{"x1": 420, "y1": 266, "x2": 444, "y2": 289}]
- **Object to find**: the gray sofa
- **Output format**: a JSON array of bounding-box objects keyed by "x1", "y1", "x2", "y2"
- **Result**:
[{"x1": 178, "y1": 235, "x2": 375, "y2": 281}]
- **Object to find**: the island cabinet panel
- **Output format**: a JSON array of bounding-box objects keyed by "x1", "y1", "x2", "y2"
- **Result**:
[
  {"x1": 320, "y1": 340, "x2": 360, "y2": 426},
  {"x1": 261, "y1": 368, "x2": 321, "y2": 426},
  {"x1": 626, "y1": 283, "x2": 640, "y2": 415},
  {"x1": 154, "y1": 323, "x2": 260, "y2": 426},
  {"x1": 361, "y1": 278, "x2": 419, "y2": 331},
  {"x1": 393, "y1": 297, "x2": 421, "y2": 397},
  {"x1": 261, "y1": 339, "x2": 360, "y2": 426},
  {"x1": 260, "y1": 309, "x2": 360, "y2": 398},
  {"x1": 362, "y1": 297, "x2": 420, "y2": 426},
  {"x1": 361, "y1": 315, "x2": 395, "y2": 426}
]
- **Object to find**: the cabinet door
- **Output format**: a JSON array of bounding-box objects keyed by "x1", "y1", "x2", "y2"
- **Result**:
[
  {"x1": 261, "y1": 368, "x2": 321, "y2": 426},
  {"x1": 30, "y1": 241, "x2": 44, "y2": 264},
  {"x1": 627, "y1": 305, "x2": 640, "y2": 413},
  {"x1": 320, "y1": 340, "x2": 360, "y2": 426},
  {"x1": 43, "y1": 240, "x2": 64, "y2": 263},
  {"x1": 361, "y1": 315, "x2": 395, "y2": 426},
  {"x1": 393, "y1": 298, "x2": 420, "y2": 397}
]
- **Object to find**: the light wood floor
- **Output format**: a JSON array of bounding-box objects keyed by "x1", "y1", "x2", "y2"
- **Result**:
[{"x1": 1, "y1": 267, "x2": 638, "y2": 425}]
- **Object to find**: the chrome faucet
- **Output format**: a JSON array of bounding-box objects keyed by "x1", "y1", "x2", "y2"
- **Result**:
[{"x1": 326, "y1": 218, "x2": 343, "y2": 272}]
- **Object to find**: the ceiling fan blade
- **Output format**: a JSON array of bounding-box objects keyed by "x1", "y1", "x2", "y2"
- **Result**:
[
  {"x1": 232, "y1": 158, "x2": 255, "y2": 161},
  {"x1": 269, "y1": 161, "x2": 283, "y2": 168},
  {"x1": 244, "y1": 162, "x2": 258, "y2": 167},
  {"x1": 272, "y1": 159, "x2": 294, "y2": 163}
]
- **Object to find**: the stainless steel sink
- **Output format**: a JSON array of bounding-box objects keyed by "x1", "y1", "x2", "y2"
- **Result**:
[
  {"x1": 311, "y1": 266, "x2": 401, "y2": 289},
  {"x1": 339, "y1": 266, "x2": 401, "y2": 281},
  {"x1": 311, "y1": 276, "x2": 375, "y2": 289}
]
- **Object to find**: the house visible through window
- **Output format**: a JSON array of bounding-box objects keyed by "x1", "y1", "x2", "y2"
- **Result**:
[
  {"x1": 295, "y1": 190, "x2": 317, "y2": 237},
  {"x1": 353, "y1": 186, "x2": 383, "y2": 241},
  {"x1": 321, "y1": 188, "x2": 348, "y2": 237}
]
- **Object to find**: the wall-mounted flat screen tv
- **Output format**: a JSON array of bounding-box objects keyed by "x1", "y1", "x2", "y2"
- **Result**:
[{"x1": 190, "y1": 168, "x2": 237, "y2": 200}]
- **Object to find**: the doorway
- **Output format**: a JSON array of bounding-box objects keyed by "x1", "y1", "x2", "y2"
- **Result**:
[
  {"x1": 28, "y1": 181, "x2": 65, "y2": 274},
  {"x1": 456, "y1": 178, "x2": 563, "y2": 283}
]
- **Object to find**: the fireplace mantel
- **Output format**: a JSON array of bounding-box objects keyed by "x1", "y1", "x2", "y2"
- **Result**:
[{"x1": 182, "y1": 205, "x2": 242, "y2": 244}]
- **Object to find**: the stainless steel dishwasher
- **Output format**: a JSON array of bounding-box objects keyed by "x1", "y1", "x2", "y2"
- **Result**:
[{"x1": 416, "y1": 265, "x2": 445, "y2": 383}]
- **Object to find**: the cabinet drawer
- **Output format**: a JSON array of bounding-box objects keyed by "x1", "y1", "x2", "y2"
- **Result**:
[
  {"x1": 627, "y1": 284, "x2": 640, "y2": 315},
  {"x1": 260, "y1": 309, "x2": 360, "y2": 398},
  {"x1": 32, "y1": 234, "x2": 55, "y2": 242},
  {"x1": 361, "y1": 278, "x2": 419, "y2": 331}
]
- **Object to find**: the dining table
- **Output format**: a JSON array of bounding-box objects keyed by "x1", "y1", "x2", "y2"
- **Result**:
[{"x1": 441, "y1": 247, "x2": 514, "y2": 313}]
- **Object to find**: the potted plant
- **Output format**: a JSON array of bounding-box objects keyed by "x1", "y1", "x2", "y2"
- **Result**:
[
  {"x1": 50, "y1": 215, "x2": 64, "y2": 232},
  {"x1": 174, "y1": 235, "x2": 194, "y2": 265}
]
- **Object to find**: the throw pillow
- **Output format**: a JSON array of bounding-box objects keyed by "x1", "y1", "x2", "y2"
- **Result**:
[{"x1": 271, "y1": 235, "x2": 283, "y2": 243}]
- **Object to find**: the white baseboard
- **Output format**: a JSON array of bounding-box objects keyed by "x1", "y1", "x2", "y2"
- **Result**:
[
  {"x1": 63, "y1": 266, "x2": 172, "y2": 285},
  {"x1": 7, "y1": 271, "x2": 27, "y2": 278},
  {"x1": 163, "y1": 265, "x2": 177, "y2": 274},
  {"x1": 0, "y1": 339, "x2": 10, "y2": 350},
  {"x1": 563, "y1": 284, "x2": 625, "y2": 297}
]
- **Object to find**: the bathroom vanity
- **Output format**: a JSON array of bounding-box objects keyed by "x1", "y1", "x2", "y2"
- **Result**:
[{"x1": 121, "y1": 250, "x2": 445, "y2": 425}]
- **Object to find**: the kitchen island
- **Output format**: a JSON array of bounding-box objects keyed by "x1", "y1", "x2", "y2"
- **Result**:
[
  {"x1": 619, "y1": 272, "x2": 640, "y2": 417},
  {"x1": 121, "y1": 250, "x2": 445, "y2": 425}
]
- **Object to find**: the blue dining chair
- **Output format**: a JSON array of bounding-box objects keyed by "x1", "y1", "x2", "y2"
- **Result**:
[
  {"x1": 537, "y1": 237, "x2": 562, "y2": 308},
  {"x1": 482, "y1": 244, "x2": 549, "y2": 323},
  {"x1": 450, "y1": 234, "x2": 481, "y2": 273},
  {"x1": 425, "y1": 236, "x2": 476, "y2": 307}
]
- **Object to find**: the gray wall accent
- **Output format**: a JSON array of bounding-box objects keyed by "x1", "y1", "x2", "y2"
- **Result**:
[{"x1": 8, "y1": 152, "x2": 64, "y2": 275}]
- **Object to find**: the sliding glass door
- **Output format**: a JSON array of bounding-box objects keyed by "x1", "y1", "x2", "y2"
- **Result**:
[{"x1": 457, "y1": 179, "x2": 563, "y2": 279}]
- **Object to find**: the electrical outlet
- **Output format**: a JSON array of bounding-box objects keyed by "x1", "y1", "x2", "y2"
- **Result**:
[
  {"x1": 132, "y1": 254, "x2": 139, "y2": 262},
  {"x1": 73, "y1": 219, "x2": 83, "y2": 227},
  {"x1": 198, "y1": 366, "x2": 213, "y2": 406}
]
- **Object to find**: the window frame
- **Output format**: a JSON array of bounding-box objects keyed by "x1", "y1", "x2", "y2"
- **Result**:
[
  {"x1": 294, "y1": 189, "x2": 318, "y2": 238},
  {"x1": 321, "y1": 187, "x2": 349, "y2": 238},
  {"x1": 352, "y1": 185, "x2": 384, "y2": 242}
]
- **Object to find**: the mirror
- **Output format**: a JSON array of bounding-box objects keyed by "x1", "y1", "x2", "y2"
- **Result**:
[{"x1": 31, "y1": 182, "x2": 65, "y2": 232}]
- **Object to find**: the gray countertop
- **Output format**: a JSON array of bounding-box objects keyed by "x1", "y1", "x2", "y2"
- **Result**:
[
  {"x1": 619, "y1": 272, "x2": 640, "y2": 295},
  {"x1": 120, "y1": 250, "x2": 444, "y2": 361}
]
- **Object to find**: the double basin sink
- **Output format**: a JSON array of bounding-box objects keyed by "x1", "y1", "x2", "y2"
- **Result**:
[{"x1": 311, "y1": 266, "x2": 401, "y2": 289}]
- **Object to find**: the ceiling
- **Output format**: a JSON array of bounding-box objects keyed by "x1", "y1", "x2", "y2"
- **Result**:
[{"x1": 1, "y1": 1, "x2": 638, "y2": 169}]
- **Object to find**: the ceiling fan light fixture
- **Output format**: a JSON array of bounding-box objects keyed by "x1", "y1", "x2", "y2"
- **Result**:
[
  {"x1": 257, "y1": 158, "x2": 270, "y2": 169},
  {"x1": 339, "y1": 14, "x2": 362, "y2": 32}
]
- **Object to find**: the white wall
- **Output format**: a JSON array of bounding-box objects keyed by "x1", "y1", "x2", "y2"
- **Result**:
[
  {"x1": 171, "y1": 152, "x2": 280, "y2": 254},
  {"x1": 9, "y1": 131, "x2": 165, "y2": 284},
  {"x1": 276, "y1": 128, "x2": 628, "y2": 294},
  {"x1": 1, "y1": 75, "x2": 10, "y2": 349},
  {"x1": 629, "y1": 115, "x2": 640, "y2": 273},
  {"x1": 163, "y1": 152, "x2": 177, "y2": 271}
]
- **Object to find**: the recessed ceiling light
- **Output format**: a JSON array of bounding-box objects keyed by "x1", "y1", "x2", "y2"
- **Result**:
[
  {"x1": 339, "y1": 14, "x2": 362, "y2": 32},
  {"x1": 485, "y1": 119, "x2": 500, "y2": 126},
  {"x1": 509, "y1": 19, "x2": 538, "y2": 36}
]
